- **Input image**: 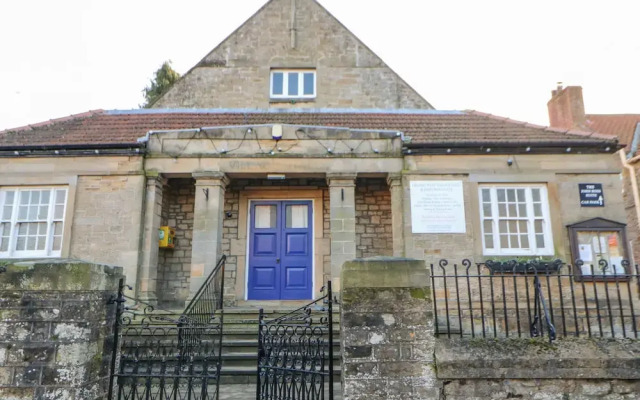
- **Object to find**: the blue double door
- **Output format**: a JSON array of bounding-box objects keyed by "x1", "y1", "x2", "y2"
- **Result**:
[{"x1": 248, "y1": 200, "x2": 313, "y2": 300}]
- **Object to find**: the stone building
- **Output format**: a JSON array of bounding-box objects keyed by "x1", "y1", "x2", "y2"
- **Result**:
[
  {"x1": 0, "y1": 0, "x2": 629, "y2": 307},
  {"x1": 548, "y1": 84, "x2": 640, "y2": 264}
]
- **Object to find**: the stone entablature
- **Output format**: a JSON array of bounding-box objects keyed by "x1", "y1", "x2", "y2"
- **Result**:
[{"x1": 144, "y1": 124, "x2": 403, "y2": 158}]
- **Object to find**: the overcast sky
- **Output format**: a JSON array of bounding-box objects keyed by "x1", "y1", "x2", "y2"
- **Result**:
[{"x1": 0, "y1": 0, "x2": 638, "y2": 131}]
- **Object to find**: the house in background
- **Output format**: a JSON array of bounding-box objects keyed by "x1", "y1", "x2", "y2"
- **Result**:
[
  {"x1": 0, "y1": 0, "x2": 629, "y2": 309},
  {"x1": 548, "y1": 85, "x2": 640, "y2": 264}
]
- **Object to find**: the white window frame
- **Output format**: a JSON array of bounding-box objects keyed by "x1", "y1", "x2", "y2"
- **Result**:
[
  {"x1": 270, "y1": 69, "x2": 316, "y2": 99},
  {"x1": 479, "y1": 185, "x2": 554, "y2": 256},
  {"x1": 0, "y1": 187, "x2": 68, "y2": 258}
]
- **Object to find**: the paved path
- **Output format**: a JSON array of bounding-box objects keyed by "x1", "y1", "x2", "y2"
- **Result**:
[{"x1": 219, "y1": 383, "x2": 342, "y2": 400}]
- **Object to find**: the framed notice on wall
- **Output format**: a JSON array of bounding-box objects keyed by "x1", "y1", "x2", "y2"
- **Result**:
[{"x1": 410, "y1": 180, "x2": 466, "y2": 233}]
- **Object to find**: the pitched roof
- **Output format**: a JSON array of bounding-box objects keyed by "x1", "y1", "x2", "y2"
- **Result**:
[
  {"x1": 0, "y1": 109, "x2": 619, "y2": 152},
  {"x1": 585, "y1": 114, "x2": 640, "y2": 149}
]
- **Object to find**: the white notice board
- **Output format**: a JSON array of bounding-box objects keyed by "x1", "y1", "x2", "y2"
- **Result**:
[{"x1": 410, "y1": 180, "x2": 466, "y2": 233}]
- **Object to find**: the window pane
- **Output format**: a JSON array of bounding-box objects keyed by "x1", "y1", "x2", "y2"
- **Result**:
[
  {"x1": 482, "y1": 203, "x2": 492, "y2": 217},
  {"x1": 484, "y1": 235, "x2": 494, "y2": 249},
  {"x1": 532, "y1": 188, "x2": 541, "y2": 202},
  {"x1": 20, "y1": 192, "x2": 29, "y2": 205},
  {"x1": 507, "y1": 189, "x2": 516, "y2": 202},
  {"x1": 509, "y1": 235, "x2": 519, "y2": 248},
  {"x1": 54, "y1": 222, "x2": 63, "y2": 236},
  {"x1": 286, "y1": 205, "x2": 308, "y2": 228},
  {"x1": 28, "y1": 206, "x2": 37, "y2": 220},
  {"x1": 517, "y1": 189, "x2": 525, "y2": 202},
  {"x1": 303, "y1": 73, "x2": 314, "y2": 95},
  {"x1": 38, "y1": 206, "x2": 48, "y2": 219},
  {"x1": 498, "y1": 220, "x2": 507, "y2": 234},
  {"x1": 508, "y1": 204, "x2": 516, "y2": 217},
  {"x1": 500, "y1": 235, "x2": 509, "y2": 248},
  {"x1": 255, "y1": 205, "x2": 277, "y2": 229},
  {"x1": 5, "y1": 191, "x2": 15, "y2": 204},
  {"x1": 481, "y1": 188, "x2": 491, "y2": 202},
  {"x1": 483, "y1": 220, "x2": 493, "y2": 235},
  {"x1": 18, "y1": 223, "x2": 27, "y2": 235},
  {"x1": 16, "y1": 236, "x2": 26, "y2": 251},
  {"x1": 41, "y1": 191, "x2": 50, "y2": 203},
  {"x1": 497, "y1": 189, "x2": 505, "y2": 202},
  {"x1": 32, "y1": 191, "x2": 40, "y2": 203},
  {"x1": 288, "y1": 73, "x2": 299, "y2": 96},
  {"x1": 533, "y1": 204, "x2": 542, "y2": 217},
  {"x1": 517, "y1": 220, "x2": 527, "y2": 234},
  {"x1": 520, "y1": 234, "x2": 530, "y2": 248},
  {"x1": 55, "y1": 190, "x2": 66, "y2": 204},
  {"x1": 272, "y1": 72, "x2": 284, "y2": 95},
  {"x1": 534, "y1": 220, "x2": 543, "y2": 234},
  {"x1": 498, "y1": 204, "x2": 507, "y2": 217},
  {"x1": 36, "y1": 237, "x2": 45, "y2": 251},
  {"x1": 27, "y1": 236, "x2": 36, "y2": 250},
  {"x1": 52, "y1": 236, "x2": 62, "y2": 251},
  {"x1": 28, "y1": 223, "x2": 37, "y2": 235},
  {"x1": 536, "y1": 234, "x2": 545, "y2": 248},
  {"x1": 518, "y1": 204, "x2": 527, "y2": 217},
  {"x1": 18, "y1": 206, "x2": 27, "y2": 220},
  {"x1": 54, "y1": 205, "x2": 64, "y2": 220},
  {"x1": 508, "y1": 220, "x2": 517, "y2": 233},
  {"x1": 2, "y1": 206, "x2": 12, "y2": 220}
]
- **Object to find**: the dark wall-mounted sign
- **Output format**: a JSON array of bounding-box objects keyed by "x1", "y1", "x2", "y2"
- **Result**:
[{"x1": 579, "y1": 183, "x2": 604, "y2": 207}]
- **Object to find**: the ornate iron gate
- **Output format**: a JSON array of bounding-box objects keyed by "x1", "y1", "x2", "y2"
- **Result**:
[
  {"x1": 257, "y1": 282, "x2": 335, "y2": 400},
  {"x1": 107, "y1": 256, "x2": 226, "y2": 400}
]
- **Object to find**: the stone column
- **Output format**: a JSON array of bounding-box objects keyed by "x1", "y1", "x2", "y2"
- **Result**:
[
  {"x1": 387, "y1": 173, "x2": 405, "y2": 257},
  {"x1": 137, "y1": 171, "x2": 165, "y2": 304},
  {"x1": 189, "y1": 171, "x2": 229, "y2": 300},
  {"x1": 327, "y1": 173, "x2": 357, "y2": 291},
  {"x1": 341, "y1": 258, "x2": 438, "y2": 400}
]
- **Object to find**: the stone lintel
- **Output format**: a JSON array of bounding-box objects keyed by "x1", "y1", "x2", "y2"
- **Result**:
[
  {"x1": 326, "y1": 172, "x2": 357, "y2": 187},
  {"x1": 435, "y1": 337, "x2": 640, "y2": 380},
  {"x1": 342, "y1": 257, "x2": 428, "y2": 289}
]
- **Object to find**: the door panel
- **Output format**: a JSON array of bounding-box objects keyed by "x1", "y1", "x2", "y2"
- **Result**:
[{"x1": 248, "y1": 201, "x2": 313, "y2": 300}]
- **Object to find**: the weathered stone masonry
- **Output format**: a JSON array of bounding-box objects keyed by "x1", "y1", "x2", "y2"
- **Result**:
[{"x1": 0, "y1": 259, "x2": 122, "y2": 400}]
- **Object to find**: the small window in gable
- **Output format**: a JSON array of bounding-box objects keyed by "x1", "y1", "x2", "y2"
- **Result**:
[{"x1": 270, "y1": 70, "x2": 316, "y2": 99}]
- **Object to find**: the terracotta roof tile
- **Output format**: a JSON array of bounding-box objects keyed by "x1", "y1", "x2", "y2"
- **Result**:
[
  {"x1": 585, "y1": 114, "x2": 640, "y2": 148},
  {"x1": 0, "y1": 109, "x2": 619, "y2": 149}
]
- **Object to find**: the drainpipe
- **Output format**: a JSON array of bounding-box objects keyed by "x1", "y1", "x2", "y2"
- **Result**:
[{"x1": 619, "y1": 149, "x2": 640, "y2": 234}]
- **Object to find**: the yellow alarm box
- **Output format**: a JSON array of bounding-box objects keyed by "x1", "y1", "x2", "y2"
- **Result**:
[{"x1": 158, "y1": 226, "x2": 176, "y2": 249}]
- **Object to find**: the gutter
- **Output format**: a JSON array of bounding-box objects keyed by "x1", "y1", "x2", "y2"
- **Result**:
[{"x1": 0, "y1": 143, "x2": 144, "y2": 151}]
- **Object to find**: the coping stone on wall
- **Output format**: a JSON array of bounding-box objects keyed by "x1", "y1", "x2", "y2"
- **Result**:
[{"x1": 435, "y1": 337, "x2": 640, "y2": 380}]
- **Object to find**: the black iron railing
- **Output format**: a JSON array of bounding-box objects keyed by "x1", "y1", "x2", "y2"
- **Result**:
[
  {"x1": 257, "y1": 282, "x2": 334, "y2": 400},
  {"x1": 430, "y1": 259, "x2": 640, "y2": 341},
  {"x1": 107, "y1": 256, "x2": 226, "y2": 400}
]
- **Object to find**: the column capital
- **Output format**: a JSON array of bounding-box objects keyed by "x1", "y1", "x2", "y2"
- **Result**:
[
  {"x1": 145, "y1": 171, "x2": 167, "y2": 188},
  {"x1": 192, "y1": 171, "x2": 230, "y2": 187},
  {"x1": 386, "y1": 173, "x2": 403, "y2": 187},
  {"x1": 326, "y1": 172, "x2": 357, "y2": 187}
]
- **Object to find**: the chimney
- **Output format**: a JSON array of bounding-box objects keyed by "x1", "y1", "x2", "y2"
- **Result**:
[{"x1": 547, "y1": 84, "x2": 586, "y2": 130}]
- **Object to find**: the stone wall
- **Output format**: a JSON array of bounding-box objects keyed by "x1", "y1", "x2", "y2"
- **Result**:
[
  {"x1": 158, "y1": 178, "x2": 195, "y2": 307},
  {"x1": 0, "y1": 259, "x2": 122, "y2": 399},
  {"x1": 355, "y1": 179, "x2": 393, "y2": 259},
  {"x1": 152, "y1": 0, "x2": 430, "y2": 110},
  {"x1": 622, "y1": 166, "x2": 640, "y2": 264},
  {"x1": 340, "y1": 258, "x2": 439, "y2": 400},
  {"x1": 436, "y1": 337, "x2": 640, "y2": 400},
  {"x1": 70, "y1": 175, "x2": 144, "y2": 288}
]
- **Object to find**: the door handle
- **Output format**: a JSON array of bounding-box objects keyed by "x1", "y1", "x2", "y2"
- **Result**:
[{"x1": 276, "y1": 258, "x2": 280, "y2": 263}]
